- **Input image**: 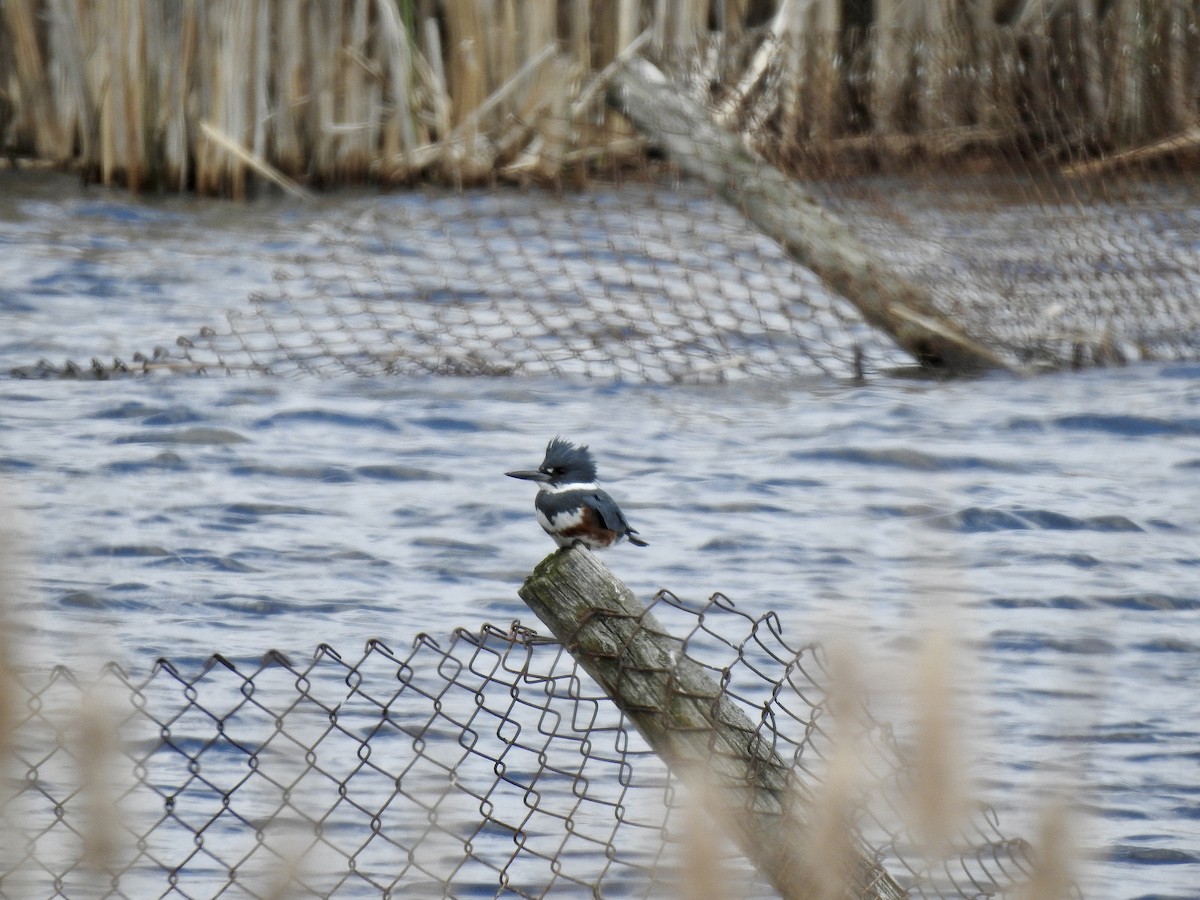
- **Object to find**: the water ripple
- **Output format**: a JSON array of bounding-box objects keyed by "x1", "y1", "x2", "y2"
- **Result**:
[
  {"x1": 793, "y1": 446, "x2": 1023, "y2": 472},
  {"x1": 928, "y1": 506, "x2": 1143, "y2": 532},
  {"x1": 254, "y1": 409, "x2": 400, "y2": 432},
  {"x1": 230, "y1": 463, "x2": 356, "y2": 482},
  {"x1": 105, "y1": 451, "x2": 189, "y2": 472},
  {"x1": 1058, "y1": 413, "x2": 1200, "y2": 436},
  {"x1": 356, "y1": 464, "x2": 451, "y2": 482},
  {"x1": 114, "y1": 427, "x2": 249, "y2": 445},
  {"x1": 984, "y1": 593, "x2": 1200, "y2": 611},
  {"x1": 145, "y1": 553, "x2": 258, "y2": 573}
]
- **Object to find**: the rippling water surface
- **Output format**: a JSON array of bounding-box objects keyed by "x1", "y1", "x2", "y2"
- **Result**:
[{"x1": 2, "y1": 173, "x2": 1198, "y2": 898}]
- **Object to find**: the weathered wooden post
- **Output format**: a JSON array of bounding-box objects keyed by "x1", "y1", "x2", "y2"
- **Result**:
[
  {"x1": 518, "y1": 547, "x2": 906, "y2": 900},
  {"x1": 607, "y1": 56, "x2": 1014, "y2": 376}
]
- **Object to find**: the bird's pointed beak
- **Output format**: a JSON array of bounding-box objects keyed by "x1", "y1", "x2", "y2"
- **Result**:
[{"x1": 506, "y1": 469, "x2": 550, "y2": 483}]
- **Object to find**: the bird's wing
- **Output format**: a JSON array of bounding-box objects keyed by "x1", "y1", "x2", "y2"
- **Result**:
[{"x1": 588, "y1": 490, "x2": 632, "y2": 534}]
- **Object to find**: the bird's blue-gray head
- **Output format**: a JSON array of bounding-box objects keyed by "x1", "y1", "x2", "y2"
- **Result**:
[{"x1": 506, "y1": 437, "x2": 597, "y2": 487}]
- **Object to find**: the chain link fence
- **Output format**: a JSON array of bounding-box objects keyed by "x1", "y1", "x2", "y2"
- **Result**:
[
  {"x1": 12, "y1": 162, "x2": 1200, "y2": 383},
  {"x1": 6, "y1": 18, "x2": 1200, "y2": 382},
  {"x1": 12, "y1": 171, "x2": 1200, "y2": 383},
  {"x1": 2, "y1": 590, "x2": 1048, "y2": 899},
  {"x1": 1, "y1": 6, "x2": 1183, "y2": 895}
]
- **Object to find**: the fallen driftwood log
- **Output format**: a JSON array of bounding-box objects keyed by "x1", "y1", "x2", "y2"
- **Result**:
[
  {"x1": 608, "y1": 57, "x2": 1015, "y2": 376},
  {"x1": 1061, "y1": 125, "x2": 1200, "y2": 177},
  {"x1": 518, "y1": 547, "x2": 907, "y2": 900}
]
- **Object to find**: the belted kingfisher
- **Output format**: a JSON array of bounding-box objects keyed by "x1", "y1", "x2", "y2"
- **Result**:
[{"x1": 507, "y1": 438, "x2": 648, "y2": 550}]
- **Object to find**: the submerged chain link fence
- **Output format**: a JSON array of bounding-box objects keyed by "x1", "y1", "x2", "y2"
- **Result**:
[
  {"x1": 7, "y1": 20, "x2": 1200, "y2": 382},
  {"x1": 2, "y1": 590, "x2": 1045, "y2": 899},
  {"x1": 13, "y1": 163, "x2": 1200, "y2": 383}
]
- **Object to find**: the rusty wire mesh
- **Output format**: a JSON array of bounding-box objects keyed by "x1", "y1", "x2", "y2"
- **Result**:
[{"x1": 1, "y1": 591, "x2": 1046, "y2": 899}]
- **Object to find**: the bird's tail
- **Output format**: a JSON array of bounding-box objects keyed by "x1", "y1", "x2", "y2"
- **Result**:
[{"x1": 626, "y1": 530, "x2": 649, "y2": 547}]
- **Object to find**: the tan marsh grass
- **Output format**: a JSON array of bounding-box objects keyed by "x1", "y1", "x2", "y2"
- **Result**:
[{"x1": 1, "y1": 1, "x2": 1197, "y2": 193}]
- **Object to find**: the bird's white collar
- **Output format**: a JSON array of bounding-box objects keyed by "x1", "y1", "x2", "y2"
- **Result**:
[{"x1": 539, "y1": 481, "x2": 598, "y2": 494}]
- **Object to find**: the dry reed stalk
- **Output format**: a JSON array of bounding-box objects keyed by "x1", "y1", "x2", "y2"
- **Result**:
[
  {"x1": 97, "y1": 1, "x2": 120, "y2": 186},
  {"x1": 492, "y1": 0, "x2": 517, "y2": 110},
  {"x1": 305, "y1": 1, "x2": 337, "y2": 183},
  {"x1": 807, "y1": 0, "x2": 842, "y2": 141},
  {"x1": 0, "y1": 503, "x2": 31, "y2": 890},
  {"x1": 192, "y1": 1, "x2": 229, "y2": 194},
  {"x1": 46, "y1": 0, "x2": 94, "y2": 163},
  {"x1": 336, "y1": 0, "x2": 375, "y2": 180},
  {"x1": 1020, "y1": 5, "x2": 1069, "y2": 155},
  {"x1": 973, "y1": 18, "x2": 1006, "y2": 137},
  {"x1": 552, "y1": 0, "x2": 593, "y2": 158},
  {"x1": 0, "y1": 521, "x2": 23, "y2": 773},
  {"x1": 231, "y1": 0, "x2": 258, "y2": 197},
  {"x1": 615, "y1": 0, "x2": 641, "y2": 59},
  {"x1": 870, "y1": 0, "x2": 919, "y2": 135},
  {"x1": 719, "y1": 0, "x2": 752, "y2": 43},
  {"x1": 653, "y1": 0, "x2": 705, "y2": 60},
  {"x1": 220, "y1": 0, "x2": 259, "y2": 197},
  {"x1": 15, "y1": 0, "x2": 1196, "y2": 189},
  {"x1": 803, "y1": 642, "x2": 871, "y2": 900},
  {"x1": 706, "y1": 0, "x2": 745, "y2": 91},
  {"x1": 916, "y1": 0, "x2": 966, "y2": 133},
  {"x1": 777, "y1": 0, "x2": 841, "y2": 145},
  {"x1": 965, "y1": 1, "x2": 997, "y2": 135},
  {"x1": 1104, "y1": 0, "x2": 1150, "y2": 145},
  {"x1": 515, "y1": 1, "x2": 556, "y2": 106},
  {"x1": 572, "y1": 28, "x2": 652, "y2": 120},
  {"x1": 452, "y1": 43, "x2": 557, "y2": 142},
  {"x1": 538, "y1": 60, "x2": 580, "y2": 181},
  {"x1": 151, "y1": 0, "x2": 189, "y2": 191},
  {"x1": 3, "y1": 0, "x2": 66, "y2": 157},
  {"x1": 252, "y1": 0, "x2": 270, "y2": 165},
  {"x1": 443, "y1": 0, "x2": 487, "y2": 134},
  {"x1": 1074, "y1": 2, "x2": 1107, "y2": 137},
  {"x1": 75, "y1": 685, "x2": 124, "y2": 878},
  {"x1": 420, "y1": 16, "x2": 452, "y2": 156},
  {"x1": 1038, "y1": 5, "x2": 1091, "y2": 155},
  {"x1": 591, "y1": 0, "x2": 643, "y2": 157},
  {"x1": 95, "y1": 0, "x2": 149, "y2": 191},
  {"x1": 778, "y1": 5, "x2": 805, "y2": 145},
  {"x1": 491, "y1": 106, "x2": 542, "y2": 169},
  {"x1": 200, "y1": 120, "x2": 313, "y2": 199},
  {"x1": 1185, "y1": 2, "x2": 1200, "y2": 131},
  {"x1": 716, "y1": 0, "x2": 799, "y2": 127},
  {"x1": 478, "y1": 0, "x2": 562, "y2": 181},
  {"x1": 515, "y1": 0, "x2": 561, "y2": 174},
  {"x1": 569, "y1": 0, "x2": 590, "y2": 77},
  {"x1": 1153, "y1": 0, "x2": 1187, "y2": 135},
  {"x1": 128, "y1": 0, "x2": 154, "y2": 190},
  {"x1": 273, "y1": 3, "x2": 309, "y2": 177},
  {"x1": 904, "y1": 625, "x2": 970, "y2": 859},
  {"x1": 426, "y1": 40, "x2": 557, "y2": 180},
  {"x1": 502, "y1": 57, "x2": 580, "y2": 183},
  {"x1": 1014, "y1": 800, "x2": 1077, "y2": 900},
  {"x1": 677, "y1": 774, "x2": 733, "y2": 900},
  {"x1": 372, "y1": 0, "x2": 420, "y2": 178}
]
